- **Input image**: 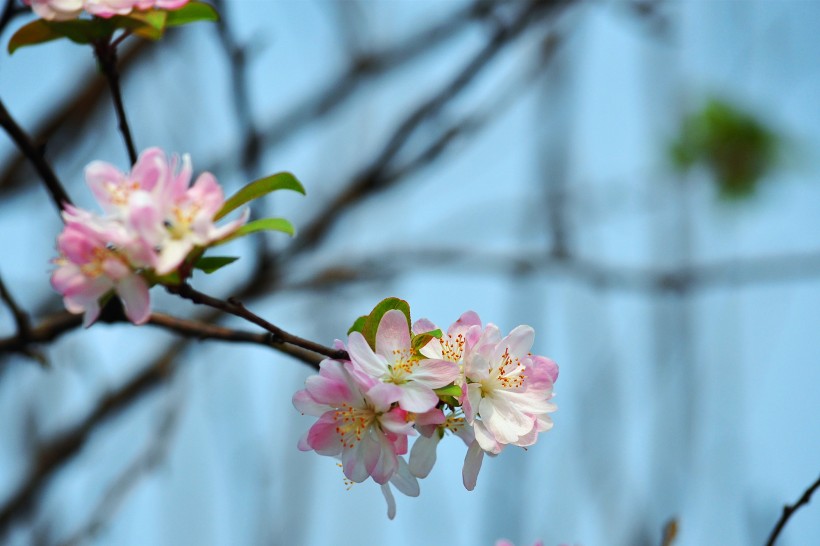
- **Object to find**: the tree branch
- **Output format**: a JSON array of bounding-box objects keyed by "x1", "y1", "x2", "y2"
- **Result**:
[
  {"x1": 93, "y1": 40, "x2": 138, "y2": 165},
  {"x1": 165, "y1": 283, "x2": 346, "y2": 361},
  {"x1": 765, "y1": 473, "x2": 820, "y2": 546},
  {"x1": 0, "y1": 97, "x2": 73, "y2": 210}
]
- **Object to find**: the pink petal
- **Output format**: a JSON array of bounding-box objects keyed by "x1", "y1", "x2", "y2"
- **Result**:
[
  {"x1": 292, "y1": 389, "x2": 326, "y2": 417},
  {"x1": 380, "y1": 484, "x2": 396, "y2": 520},
  {"x1": 396, "y1": 381, "x2": 438, "y2": 413},
  {"x1": 375, "y1": 309, "x2": 411, "y2": 361},
  {"x1": 409, "y1": 358, "x2": 460, "y2": 388},
  {"x1": 347, "y1": 332, "x2": 388, "y2": 379},
  {"x1": 390, "y1": 457, "x2": 419, "y2": 496},
  {"x1": 462, "y1": 440, "x2": 484, "y2": 491},
  {"x1": 116, "y1": 274, "x2": 151, "y2": 325},
  {"x1": 409, "y1": 434, "x2": 440, "y2": 478},
  {"x1": 412, "y1": 318, "x2": 437, "y2": 334}
]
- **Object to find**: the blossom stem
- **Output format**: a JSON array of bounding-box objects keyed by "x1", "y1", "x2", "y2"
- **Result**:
[
  {"x1": 166, "y1": 283, "x2": 348, "y2": 361},
  {"x1": 94, "y1": 40, "x2": 138, "y2": 165}
]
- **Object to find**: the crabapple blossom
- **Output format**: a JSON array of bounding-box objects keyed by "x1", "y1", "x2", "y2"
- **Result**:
[
  {"x1": 347, "y1": 309, "x2": 460, "y2": 412},
  {"x1": 85, "y1": 147, "x2": 248, "y2": 274},
  {"x1": 51, "y1": 206, "x2": 153, "y2": 325},
  {"x1": 293, "y1": 359, "x2": 417, "y2": 486},
  {"x1": 24, "y1": 0, "x2": 189, "y2": 20},
  {"x1": 51, "y1": 147, "x2": 249, "y2": 325},
  {"x1": 294, "y1": 301, "x2": 560, "y2": 516}
]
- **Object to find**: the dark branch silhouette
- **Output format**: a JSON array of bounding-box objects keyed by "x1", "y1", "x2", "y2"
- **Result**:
[
  {"x1": 765, "y1": 473, "x2": 820, "y2": 546},
  {"x1": 0, "y1": 97, "x2": 73, "y2": 210}
]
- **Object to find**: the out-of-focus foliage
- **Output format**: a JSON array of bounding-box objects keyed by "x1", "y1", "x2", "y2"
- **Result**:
[{"x1": 670, "y1": 99, "x2": 780, "y2": 199}]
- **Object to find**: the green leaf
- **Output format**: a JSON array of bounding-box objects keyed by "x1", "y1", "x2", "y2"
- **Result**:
[
  {"x1": 112, "y1": 10, "x2": 168, "y2": 40},
  {"x1": 347, "y1": 315, "x2": 367, "y2": 336},
  {"x1": 46, "y1": 20, "x2": 113, "y2": 44},
  {"x1": 434, "y1": 384, "x2": 463, "y2": 398},
  {"x1": 8, "y1": 20, "x2": 63, "y2": 54},
  {"x1": 165, "y1": 1, "x2": 220, "y2": 26},
  {"x1": 361, "y1": 297, "x2": 411, "y2": 350},
  {"x1": 214, "y1": 218, "x2": 295, "y2": 245},
  {"x1": 194, "y1": 256, "x2": 239, "y2": 274},
  {"x1": 411, "y1": 329, "x2": 442, "y2": 352},
  {"x1": 215, "y1": 172, "x2": 305, "y2": 221}
]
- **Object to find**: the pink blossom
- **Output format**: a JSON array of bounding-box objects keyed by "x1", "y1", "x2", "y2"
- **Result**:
[
  {"x1": 460, "y1": 323, "x2": 558, "y2": 489},
  {"x1": 51, "y1": 207, "x2": 152, "y2": 326},
  {"x1": 293, "y1": 359, "x2": 417, "y2": 486},
  {"x1": 24, "y1": 0, "x2": 189, "y2": 20},
  {"x1": 347, "y1": 310, "x2": 460, "y2": 413},
  {"x1": 85, "y1": 148, "x2": 247, "y2": 275},
  {"x1": 409, "y1": 408, "x2": 474, "y2": 479}
]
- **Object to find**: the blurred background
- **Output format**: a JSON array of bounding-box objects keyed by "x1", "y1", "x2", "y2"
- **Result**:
[{"x1": 0, "y1": 0, "x2": 819, "y2": 544}]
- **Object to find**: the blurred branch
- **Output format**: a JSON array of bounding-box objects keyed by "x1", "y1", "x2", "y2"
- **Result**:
[
  {"x1": 661, "y1": 519, "x2": 678, "y2": 546},
  {"x1": 281, "y1": 247, "x2": 820, "y2": 295},
  {"x1": 0, "y1": 342, "x2": 183, "y2": 535},
  {"x1": 765, "y1": 473, "x2": 820, "y2": 546},
  {"x1": 0, "y1": 42, "x2": 151, "y2": 198},
  {"x1": 0, "y1": 0, "x2": 27, "y2": 36},
  {"x1": 0, "y1": 97, "x2": 73, "y2": 210},
  {"x1": 93, "y1": 40, "x2": 138, "y2": 164},
  {"x1": 57, "y1": 399, "x2": 181, "y2": 546},
  {"x1": 211, "y1": 0, "x2": 260, "y2": 172},
  {"x1": 284, "y1": 0, "x2": 568, "y2": 258},
  {"x1": 251, "y1": 0, "x2": 505, "y2": 155},
  {"x1": 0, "y1": 272, "x2": 31, "y2": 338}
]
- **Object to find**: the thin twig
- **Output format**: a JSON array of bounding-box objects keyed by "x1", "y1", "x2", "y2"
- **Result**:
[
  {"x1": 165, "y1": 283, "x2": 346, "y2": 360},
  {"x1": 765, "y1": 473, "x2": 820, "y2": 546},
  {"x1": 93, "y1": 40, "x2": 138, "y2": 165},
  {"x1": 0, "y1": 0, "x2": 26, "y2": 37},
  {"x1": 0, "y1": 97, "x2": 73, "y2": 210}
]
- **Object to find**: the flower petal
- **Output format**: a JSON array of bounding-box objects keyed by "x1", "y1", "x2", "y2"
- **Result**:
[
  {"x1": 462, "y1": 440, "x2": 485, "y2": 491},
  {"x1": 375, "y1": 309, "x2": 411, "y2": 361},
  {"x1": 409, "y1": 434, "x2": 440, "y2": 478}
]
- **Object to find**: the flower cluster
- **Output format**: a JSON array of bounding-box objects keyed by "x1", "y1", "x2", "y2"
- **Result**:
[
  {"x1": 51, "y1": 148, "x2": 247, "y2": 326},
  {"x1": 24, "y1": 0, "x2": 189, "y2": 21},
  {"x1": 293, "y1": 301, "x2": 559, "y2": 518}
]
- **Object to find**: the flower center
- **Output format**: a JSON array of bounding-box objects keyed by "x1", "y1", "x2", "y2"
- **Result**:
[
  {"x1": 333, "y1": 403, "x2": 376, "y2": 449},
  {"x1": 440, "y1": 332, "x2": 466, "y2": 362},
  {"x1": 494, "y1": 347, "x2": 526, "y2": 389}
]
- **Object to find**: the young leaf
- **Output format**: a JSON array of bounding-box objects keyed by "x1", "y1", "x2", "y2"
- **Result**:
[
  {"x1": 347, "y1": 315, "x2": 368, "y2": 336},
  {"x1": 213, "y1": 218, "x2": 295, "y2": 245},
  {"x1": 411, "y1": 329, "x2": 442, "y2": 352},
  {"x1": 215, "y1": 172, "x2": 305, "y2": 221},
  {"x1": 194, "y1": 256, "x2": 239, "y2": 274},
  {"x1": 112, "y1": 10, "x2": 168, "y2": 40},
  {"x1": 46, "y1": 20, "x2": 113, "y2": 44},
  {"x1": 434, "y1": 384, "x2": 463, "y2": 398},
  {"x1": 8, "y1": 20, "x2": 63, "y2": 54},
  {"x1": 165, "y1": 1, "x2": 220, "y2": 26},
  {"x1": 361, "y1": 297, "x2": 411, "y2": 350}
]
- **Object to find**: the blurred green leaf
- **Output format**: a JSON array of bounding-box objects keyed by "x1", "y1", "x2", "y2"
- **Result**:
[
  {"x1": 216, "y1": 172, "x2": 305, "y2": 221},
  {"x1": 194, "y1": 256, "x2": 239, "y2": 274},
  {"x1": 216, "y1": 218, "x2": 295, "y2": 245},
  {"x1": 434, "y1": 384, "x2": 462, "y2": 398},
  {"x1": 670, "y1": 99, "x2": 779, "y2": 199},
  {"x1": 411, "y1": 329, "x2": 442, "y2": 352},
  {"x1": 8, "y1": 20, "x2": 63, "y2": 53},
  {"x1": 165, "y1": 1, "x2": 220, "y2": 26}
]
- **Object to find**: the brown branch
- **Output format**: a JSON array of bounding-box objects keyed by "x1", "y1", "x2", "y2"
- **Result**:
[
  {"x1": 0, "y1": 97, "x2": 72, "y2": 210},
  {"x1": 766, "y1": 473, "x2": 820, "y2": 546},
  {"x1": 93, "y1": 40, "x2": 138, "y2": 165},
  {"x1": 165, "y1": 283, "x2": 346, "y2": 361}
]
